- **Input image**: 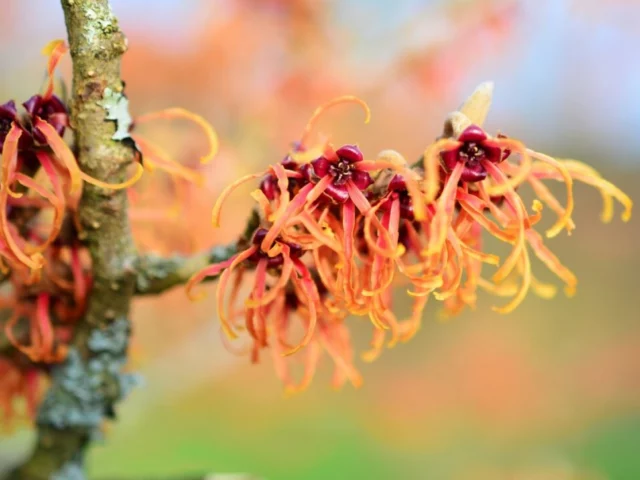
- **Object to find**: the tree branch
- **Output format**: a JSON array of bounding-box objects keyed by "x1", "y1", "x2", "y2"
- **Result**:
[
  {"x1": 135, "y1": 244, "x2": 236, "y2": 296},
  {"x1": 134, "y1": 208, "x2": 259, "y2": 296},
  {"x1": 10, "y1": 1, "x2": 138, "y2": 478}
]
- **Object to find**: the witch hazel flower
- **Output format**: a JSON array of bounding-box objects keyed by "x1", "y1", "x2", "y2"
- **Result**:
[
  {"x1": 186, "y1": 85, "x2": 631, "y2": 393},
  {"x1": 186, "y1": 227, "x2": 314, "y2": 352},
  {"x1": 3, "y1": 221, "x2": 90, "y2": 364},
  {"x1": 0, "y1": 40, "x2": 223, "y2": 431},
  {"x1": 0, "y1": 40, "x2": 223, "y2": 432},
  {"x1": 270, "y1": 290, "x2": 363, "y2": 396},
  {"x1": 187, "y1": 96, "x2": 431, "y2": 392},
  {"x1": 421, "y1": 81, "x2": 632, "y2": 314},
  {"x1": 304, "y1": 144, "x2": 373, "y2": 203},
  {"x1": 0, "y1": 40, "x2": 143, "y2": 275}
]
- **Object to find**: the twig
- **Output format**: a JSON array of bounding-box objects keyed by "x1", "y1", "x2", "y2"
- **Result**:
[
  {"x1": 135, "y1": 244, "x2": 237, "y2": 296},
  {"x1": 134, "y1": 208, "x2": 259, "y2": 295}
]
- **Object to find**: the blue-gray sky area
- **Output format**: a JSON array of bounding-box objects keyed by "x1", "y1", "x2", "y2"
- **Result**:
[{"x1": 2, "y1": 0, "x2": 638, "y2": 166}]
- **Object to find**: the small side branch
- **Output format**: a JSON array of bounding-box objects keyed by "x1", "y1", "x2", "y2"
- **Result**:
[
  {"x1": 135, "y1": 244, "x2": 237, "y2": 295},
  {"x1": 135, "y1": 208, "x2": 259, "y2": 295}
]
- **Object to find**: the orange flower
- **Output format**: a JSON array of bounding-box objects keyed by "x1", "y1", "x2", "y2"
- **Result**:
[
  {"x1": 421, "y1": 82, "x2": 632, "y2": 314},
  {"x1": 189, "y1": 97, "x2": 430, "y2": 391},
  {"x1": 0, "y1": 40, "x2": 143, "y2": 275},
  {"x1": 188, "y1": 86, "x2": 632, "y2": 393},
  {"x1": 3, "y1": 241, "x2": 89, "y2": 364}
]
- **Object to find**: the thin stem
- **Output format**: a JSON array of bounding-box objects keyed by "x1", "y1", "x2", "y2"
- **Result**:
[{"x1": 135, "y1": 244, "x2": 237, "y2": 296}]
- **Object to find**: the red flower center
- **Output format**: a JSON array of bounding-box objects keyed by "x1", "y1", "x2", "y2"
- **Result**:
[
  {"x1": 328, "y1": 158, "x2": 355, "y2": 186},
  {"x1": 0, "y1": 117, "x2": 12, "y2": 135},
  {"x1": 458, "y1": 141, "x2": 486, "y2": 165},
  {"x1": 440, "y1": 125, "x2": 504, "y2": 183},
  {"x1": 308, "y1": 145, "x2": 373, "y2": 203}
]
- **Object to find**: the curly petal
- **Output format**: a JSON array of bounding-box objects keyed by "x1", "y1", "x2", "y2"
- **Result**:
[
  {"x1": 135, "y1": 108, "x2": 219, "y2": 164},
  {"x1": 299, "y1": 95, "x2": 371, "y2": 148},
  {"x1": 41, "y1": 39, "x2": 68, "y2": 100}
]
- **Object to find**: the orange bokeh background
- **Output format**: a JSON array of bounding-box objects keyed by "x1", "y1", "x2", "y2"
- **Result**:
[{"x1": 1, "y1": 1, "x2": 639, "y2": 478}]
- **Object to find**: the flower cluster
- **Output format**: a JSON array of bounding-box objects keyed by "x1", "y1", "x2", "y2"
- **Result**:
[
  {"x1": 0, "y1": 40, "x2": 143, "y2": 276},
  {"x1": 0, "y1": 41, "x2": 217, "y2": 425},
  {"x1": 0, "y1": 41, "x2": 131, "y2": 376},
  {"x1": 188, "y1": 85, "x2": 632, "y2": 394}
]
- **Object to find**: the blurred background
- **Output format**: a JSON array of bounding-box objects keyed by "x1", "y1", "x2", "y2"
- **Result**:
[{"x1": 1, "y1": 0, "x2": 639, "y2": 478}]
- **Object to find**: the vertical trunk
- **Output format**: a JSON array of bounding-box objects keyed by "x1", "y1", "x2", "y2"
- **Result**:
[{"x1": 10, "y1": 1, "x2": 137, "y2": 478}]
